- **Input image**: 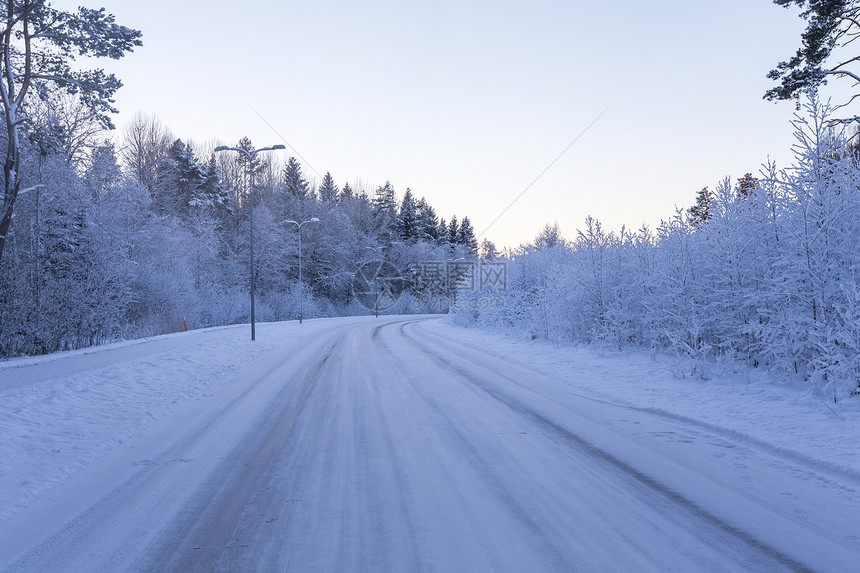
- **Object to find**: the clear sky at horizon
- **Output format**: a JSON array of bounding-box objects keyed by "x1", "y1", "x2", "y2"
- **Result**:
[{"x1": 70, "y1": 0, "x2": 839, "y2": 249}]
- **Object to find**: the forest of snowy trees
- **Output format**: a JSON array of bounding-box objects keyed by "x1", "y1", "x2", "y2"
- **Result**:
[
  {"x1": 0, "y1": 104, "x2": 481, "y2": 358},
  {"x1": 453, "y1": 98, "x2": 860, "y2": 402}
]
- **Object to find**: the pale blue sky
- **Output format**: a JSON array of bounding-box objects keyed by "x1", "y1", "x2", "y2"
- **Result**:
[{"x1": 80, "y1": 1, "x2": 825, "y2": 248}]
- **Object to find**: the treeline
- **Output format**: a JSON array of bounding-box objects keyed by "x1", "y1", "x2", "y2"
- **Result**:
[
  {"x1": 453, "y1": 99, "x2": 860, "y2": 402},
  {"x1": 0, "y1": 108, "x2": 483, "y2": 358}
]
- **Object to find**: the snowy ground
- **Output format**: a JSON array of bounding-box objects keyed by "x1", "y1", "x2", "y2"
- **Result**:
[
  {"x1": 0, "y1": 315, "x2": 858, "y2": 571},
  {"x1": 444, "y1": 321, "x2": 860, "y2": 478}
]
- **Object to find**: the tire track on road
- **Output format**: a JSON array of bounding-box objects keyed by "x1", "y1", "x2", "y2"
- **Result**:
[{"x1": 395, "y1": 320, "x2": 812, "y2": 572}]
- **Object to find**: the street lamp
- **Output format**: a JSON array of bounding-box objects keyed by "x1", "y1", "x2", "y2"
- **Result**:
[
  {"x1": 286, "y1": 217, "x2": 320, "y2": 324},
  {"x1": 214, "y1": 143, "x2": 285, "y2": 340},
  {"x1": 363, "y1": 245, "x2": 384, "y2": 318}
]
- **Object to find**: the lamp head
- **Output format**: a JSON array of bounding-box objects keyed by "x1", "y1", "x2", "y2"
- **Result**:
[
  {"x1": 272, "y1": 144, "x2": 286, "y2": 150},
  {"x1": 310, "y1": 217, "x2": 320, "y2": 222},
  {"x1": 214, "y1": 146, "x2": 228, "y2": 152}
]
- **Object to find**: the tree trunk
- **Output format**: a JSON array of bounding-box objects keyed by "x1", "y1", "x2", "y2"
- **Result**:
[{"x1": 0, "y1": 121, "x2": 19, "y2": 262}]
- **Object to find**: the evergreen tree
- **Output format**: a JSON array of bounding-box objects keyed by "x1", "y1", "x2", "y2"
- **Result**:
[
  {"x1": 225, "y1": 137, "x2": 266, "y2": 211},
  {"x1": 457, "y1": 216, "x2": 478, "y2": 254},
  {"x1": 688, "y1": 187, "x2": 712, "y2": 227},
  {"x1": 736, "y1": 173, "x2": 758, "y2": 200},
  {"x1": 340, "y1": 182, "x2": 354, "y2": 201},
  {"x1": 447, "y1": 215, "x2": 460, "y2": 246},
  {"x1": 152, "y1": 139, "x2": 205, "y2": 215},
  {"x1": 191, "y1": 155, "x2": 230, "y2": 213},
  {"x1": 534, "y1": 222, "x2": 564, "y2": 250},
  {"x1": 318, "y1": 172, "x2": 339, "y2": 202},
  {"x1": 397, "y1": 188, "x2": 419, "y2": 241},
  {"x1": 86, "y1": 141, "x2": 122, "y2": 199},
  {"x1": 372, "y1": 181, "x2": 397, "y2": 242},
  {"x1": 766, "y1": 0, "x2": 859, "y2": 111},
  {"x1": 284, "y1": 156, "x2": 310, "y2": 199},
  {"x1": 416, "y1": 197, "x2": 440, "y2": 242},
  {"x1": 479, "y1": 238, "x2": 498, "y2": 259},
  {"x1": 173, "y1": 140, "x2": 205, "y2": 208}
]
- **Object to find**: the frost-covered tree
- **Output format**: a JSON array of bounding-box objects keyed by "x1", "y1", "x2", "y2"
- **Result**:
[
  {"x1": 479, "y1": 238, "x2": 498, "y2": 259},
  {"x1": 27, "y1": 89, "x2": 104, "y2": 165},
  {"x1": 121, "y1": 112, "x2": 172, "y2": 193},
  {"x1": 450, "y1": 95, "x2": 860, "y2": 400},
  {"x1": 0, "y1": 103, "x2": 486, "y2": 355},
  {"x1": 0, "y1": 1, "x2": 141, "y2": 261},
  {"x1": 85, "y1": 140, "x2": 122, "y2": 199},
  {"x1": 534, "y1": 222, "x2": 564, "y2": 250}
]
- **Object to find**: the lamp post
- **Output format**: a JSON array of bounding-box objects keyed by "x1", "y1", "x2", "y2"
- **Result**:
[
  {"x1": 214, "y1": 144, "x2": 285, "y2": 340},
  {"x1": 363, "y1": 245, "x2": 384, "y2": 318},
  {"x1": 19, "y1": 185, "x2": 45, "y2": 328},
  {"x1": 286, "y1": 217, "x2": 320, "y2": 323}
]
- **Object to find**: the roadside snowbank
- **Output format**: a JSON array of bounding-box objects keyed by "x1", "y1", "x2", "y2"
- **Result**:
[{"x1": 434, "y1": 319, "x2": 860, "y2": 478}]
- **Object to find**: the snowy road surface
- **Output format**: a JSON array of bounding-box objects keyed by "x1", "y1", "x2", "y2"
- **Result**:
[{"x1": 1, "y1": 316, "x2": 860, "y2": 571}]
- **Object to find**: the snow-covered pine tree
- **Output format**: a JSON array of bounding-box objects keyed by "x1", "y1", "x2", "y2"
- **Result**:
[
  {"x1": 372, "y1": 181, "x2": 397, "y2": 243},
  {"x1": 479, "y1": 238, "x2": 498, "y2": 259},
  {"x1": 284, "y1": 156, "x2": 310, "y2": 200},
  {"x1": 534, "y1": 222, "x2": 564, "y2": 250},
  {"x1": 457, "y1": 216, "x2": 478, "y2": 254},
  {"x1": 153, "y1": 139, "x2": 205, "y2": 215},
  {"x1": 318, "y1": 172, "x2": 339, "y2": 202},
  {"x1": 86, "y1": 141, "x2": 123, "y2": 199},
  {"x1": 191, "y1": 155, "x2": 231, "y2": 214},
  {"x1": 397, "y1": 188, "x2": 419, "y2": 241},
  {"x1": 447, "y1": 215, "x2": 459, "y2": 247},
  {"x1": 416, "y1": 197, "x2": 440, "y2": 243}
]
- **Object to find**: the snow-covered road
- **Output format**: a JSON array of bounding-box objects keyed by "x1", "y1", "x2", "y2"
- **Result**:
[{"x1": 1, "y1": 316, "x2": 859, "y2": 571}]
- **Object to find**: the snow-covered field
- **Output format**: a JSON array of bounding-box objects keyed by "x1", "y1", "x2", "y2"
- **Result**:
[{"x1": 0, "y1": 315, "x2": 858, "y2": 571}]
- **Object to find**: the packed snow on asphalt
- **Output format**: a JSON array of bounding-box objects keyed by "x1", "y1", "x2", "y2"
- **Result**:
[{"x1": 1, "y1": 315, "x2": 859, "y2": 572}]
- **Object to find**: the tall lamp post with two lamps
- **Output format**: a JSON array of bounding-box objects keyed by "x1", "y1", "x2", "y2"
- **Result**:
[{"x1": 214, "y1": 143, "x2": 285, "y2": 340}]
